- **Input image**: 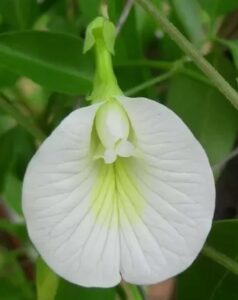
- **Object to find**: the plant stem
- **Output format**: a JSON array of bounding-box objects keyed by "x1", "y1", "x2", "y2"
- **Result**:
[
  {"x1": 116, "y1": 59, "x2": 172, "y2": 70},
  {"x1": 134, "y1": 0, "x2": 238, "y2": 110},
  {"x1": 116, "y1": 285, "x2": 127, "y2": 300},
  {"x1": 117, "y1": 59, "x2": 212, "y2": 87},
  {"x1": 182, "y1": 68, "x2": 212, "y2": 86},
  {"x1": 202, "y1": 245, "x2": 238, "y2": 276},
  {"x1": 0, "y1": 94, "x2": 45, "y2": 142},
  {"x1": 130, "y1": 285, "x2": 143, "y2": 300},
  {"x1": 212, "y1": 146, "x2": 238, "y2": 173},
  {"x1": 125, "y1": 70, "x2": 174, "y2": 95},
  {"x1": 116, "y1": 0, "x2": 134, "y2": 35}
]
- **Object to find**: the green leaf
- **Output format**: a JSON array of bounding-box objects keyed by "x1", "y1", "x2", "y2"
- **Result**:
[
  {"x1": 135, "y1": 0, "x2": 163, "y2": 47},
  {"x1": 167, "y1": 55, "x2": 238, "y2": 165},
  {"x1": 0, "y1": 114, "x2": 16, "y2": 137},
  {"x1": 0, "y1": 219, "x2": 27, "y2": 242},
  {"x1": 0, "y1": 248, "x2": 34, "y2": 299},
  {"x1": 0, "y1": 279, "x2": 28, "y2": 300},
  {"x1": 0, "y1": 128, "x2": 15, "y2": 191},
  {"x1": 129, "y1": 285, "x2": 143, "y2": 300},
  {"x1": 3, "y1": 173, "x2": 22, "y2": 215},
  {"x1": 78, "y1": 0, "x2": 101, "y2": 23},
  {"x1": 16, "y1": 78, "x2": 49, "y2": 115},
  {"x1": 178, "y1": 220, "x2": 238, "y2": 300},
  {"x1": 55, "y1": 280, "x2": 116, "y2": 300},
  {"x1": 10, "y1": 127, "x2": 36, "y2": 179},
  {"x1": 78, "y1": 0, "x2": 121, "y2": 32},
  {"x1": 37, "y1": 257, "x2": 59, "y2": 300},
  {"x1": 47, "y1": 15, "x2": 76, "y2": 35},
  {"x1": 39, "y1": 0, "x2": 58, "y2": 14},
  {"x1": 199, "y1": 0, "x2": 238, "y2": 16},
  {"x1": 171, "y1": 0, "x2": 207, "y2": 47},
  {"x1": 155, "y1": 8, "x2": 184, "y2": 61},
  {"x1": 0, "y1": 67, "x2": 18, "y2": 87},
  {"x1": 112, "y1": 2, "x2": 150, "y2": 94},
  {"x1": 0, "y1": 31, "x2": 93, "y2": 95},
  {"x1": 218, "y1": 39, "x2": 238, "y2": 71},
  {"x1": 0, "y1": 124, "x2": 36, "y2": 185},
  {"x1": 0, "y1": 0, "x2": 38, "y2": 30}
]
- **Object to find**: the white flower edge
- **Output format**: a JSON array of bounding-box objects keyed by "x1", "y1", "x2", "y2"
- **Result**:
[{"x1": 22, "y1": 96, "x2": 215, "y2": 287}]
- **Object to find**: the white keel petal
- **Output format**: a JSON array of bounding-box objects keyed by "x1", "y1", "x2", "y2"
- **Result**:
[
  {"x1": 118, "y1": 96, "x2": 215, "y2": 284},
  {"x1": 22, "y1": 104, "x2": 120, "y2": 287}
]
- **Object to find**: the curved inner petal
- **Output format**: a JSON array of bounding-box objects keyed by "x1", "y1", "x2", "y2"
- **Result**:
[
  {"x1": 116, "y1": 140, "x2": 135, "y2": 157},
  {"x1": 94, "y1": 99, "x2": 134, "y2": 164}
]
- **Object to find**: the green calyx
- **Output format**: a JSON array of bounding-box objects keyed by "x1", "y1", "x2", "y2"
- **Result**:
[{"x1": 84, "y1": 17, "x2": 123, "y2": 102}]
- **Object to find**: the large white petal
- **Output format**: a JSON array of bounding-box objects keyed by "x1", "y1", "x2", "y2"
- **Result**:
[
  {"x1": 23, "y1": 96, "x2": 215, "y2": 287},
  {"x1": 118, "y1": 96, "x2": 215, "y2": 284},
  {"x1": 22, "y1": 104, "x2": 121, "y2": 287}
]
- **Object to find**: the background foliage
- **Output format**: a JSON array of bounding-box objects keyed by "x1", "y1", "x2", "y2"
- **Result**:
[{"x1": 0, "y1": 0, "x2": 238, "y2": 299}]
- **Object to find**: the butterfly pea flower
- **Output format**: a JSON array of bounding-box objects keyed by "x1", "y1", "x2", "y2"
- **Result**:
[{"x1": 22, "y1": 17, "x2": 215, "y2": 288}]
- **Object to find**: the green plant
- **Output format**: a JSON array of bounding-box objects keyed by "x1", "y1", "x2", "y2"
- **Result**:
[{"x1": 0, "y1": 1, "x2": 238, "y2": 299}]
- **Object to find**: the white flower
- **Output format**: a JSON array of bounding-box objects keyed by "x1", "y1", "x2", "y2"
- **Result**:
[{"x1": 22, "y1": 96, "x2": 215, "y2": 287}]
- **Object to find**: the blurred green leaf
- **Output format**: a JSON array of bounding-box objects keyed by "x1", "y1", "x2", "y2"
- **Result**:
[
  {"x1": 39, "y1": 0, "x2": 58, "y2": 14},
  {"x1": 218, "y1": 39, "x2": 238, "y2": 71},
  {"x1": 171, "y1": 0, "x2": 207, "y2": 47},
  {"x1": 37, "y1": 257, "x2": 59, "y2": 300},
  {"x1": 43, "y1": 93, "x2": 79, "y2": 133},
  {"x1": 0, "y1": 67, "x2": 18, "y2": 87},
  {"x1": 129, "y1": 285, "x2": 143, "y2": 300},
  {"x1": 0, "y1": 31, "x2": 93, "y2": 95},
  {"x1": 47, "y1": 15, "x2": 76, "y2": 34},
  {"x1": 78, "y1": 0, "x2": 101, "y2": 23},
  {"x1": 43, "y1": 0, "x2": 80, "y2": 35},
  {"x1": 10, "y1": 127, "x2": 36, "y2": 179},
  {"x1": 3, "y1": 173, "x2": 22, "y2": 215},
  {"x1": 0, "y1": 248, "x2": 34, "y2": 299},
  {"x1": 0, "y1": 219, "x2": 27, "y2": 242},
  {"x1": 167, "y1": 55, "x2": 238, "y2": 165},
  {"x1": 78, "y1": 0, "x2": 117, "y2": 25},
  {"x1": 111, "y1": 2, "x2": 150, "y2": 94},
  {"x1": 158, "y1": 9, "x2": 184, "y2": 61},
  {"x1": 115, "y1": 285, "x2": 127, "y2": 300},
  {"x1": 0, "y1": 114, "x2": 16, "y2": 136},
  {"x1": 0, "y1": 279, "x2": 27, "y2": 300},
  {"x1": 0, "y1": 128, "x2": 15, "y2": 191},
  {"x1": 55, "y1": 280, "x2": 116, "y2": 300},
  {"x1": 0, "y1": 0, "x2": 38, "y2": 30},
  {"x1": 16, "y1": 78, "x2": 49, "y2": 115},
  {"x1": 178, "y1": 220, "x2": 238, "y2": 300},
  {"x1": 199, "y1": 0, "x2": 238, "y2": 17},
  {"x1": 0, "y1": 125, "x2": 35, "y2": 189},
  {"x1": 135, "y1": 0, "x2": 163, "y2": 47}
]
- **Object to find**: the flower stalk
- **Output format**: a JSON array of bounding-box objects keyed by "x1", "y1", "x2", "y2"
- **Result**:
[
  {"x1": 84, "y1": 17, "x2": 123, "y2": 102},
  {"x1": 203, "y1": 245, "x2": 238, "y2": 275}
]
